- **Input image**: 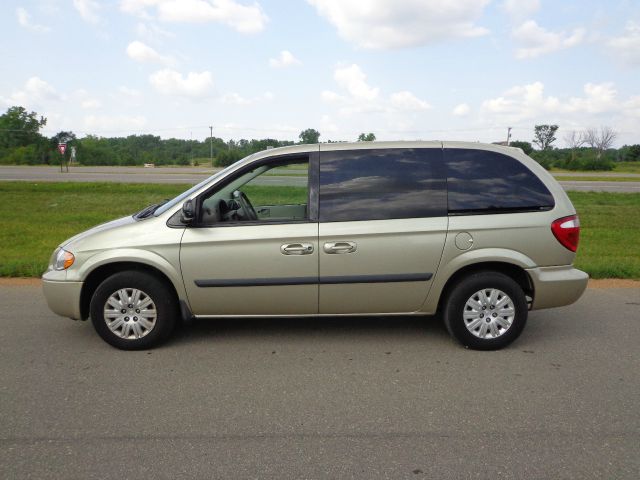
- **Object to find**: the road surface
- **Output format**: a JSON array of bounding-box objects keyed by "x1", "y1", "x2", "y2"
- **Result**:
[
  {"x1": 1, "y1": 283, "x2": 638, "y2": 479},
  {"x1": 2, "y1": 166, "x2": 640, "y2": 192}
]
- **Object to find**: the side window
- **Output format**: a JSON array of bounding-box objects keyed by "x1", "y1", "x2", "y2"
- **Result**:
[
  {"x1": 319, "y1": 148, "x2": 446, "y2": 222},
  {"x1": 445, "y1": 149, "x2": 555, "y2": 214},
  {"x1": 199, "y1": 157, "x2": 309, "y2": 224}
]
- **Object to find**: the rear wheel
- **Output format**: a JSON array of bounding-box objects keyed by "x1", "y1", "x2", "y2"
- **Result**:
[
  {"x1": 90, "y1": 271, "x2": 177, "y2": 350},
  {"x1": 444, "y1": 272, "x2": 528, "y2": 350}
]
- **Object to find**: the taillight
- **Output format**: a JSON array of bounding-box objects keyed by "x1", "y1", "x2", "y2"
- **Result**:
[{"x1": 551, "y1": 215, "x2": 580, "y2": 252}]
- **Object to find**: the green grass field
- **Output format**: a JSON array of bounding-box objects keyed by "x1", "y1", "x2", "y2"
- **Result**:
[
  {"x1": 0, "y1": 182, "x2": 638, "y2": 279},
  {"x1": 550, "y1": 162, "x2": 640, "y2": 174},
  {"x1": 554, "y1": 176, "x2": 640, "y2": 182}
]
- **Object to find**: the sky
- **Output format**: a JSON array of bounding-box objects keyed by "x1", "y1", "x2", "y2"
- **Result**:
[{"x1": 1, "y1": 0, "x2": 639, "y2": 146}]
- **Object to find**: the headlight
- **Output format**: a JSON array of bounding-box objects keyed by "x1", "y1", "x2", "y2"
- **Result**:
[{"x1": 51, "y1": 248, "x2": 75, "y2": 271}]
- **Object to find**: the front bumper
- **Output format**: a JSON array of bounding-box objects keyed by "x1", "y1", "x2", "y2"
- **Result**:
[
  {"x1": 526, "y1": 265, "x2": 589, "y2": 310},
  {"x1": 42, "y1": 271, "x2": 83, "y2": 320}
]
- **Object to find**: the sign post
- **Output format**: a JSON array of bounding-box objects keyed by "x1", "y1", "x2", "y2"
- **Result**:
[{"x1": 58, "y1": 143, "x2": 67, "y2": 172}]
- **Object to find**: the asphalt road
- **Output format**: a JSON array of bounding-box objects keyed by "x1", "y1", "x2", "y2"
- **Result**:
[
  {"x1": 1, "y1": 284, "x2": 638, "y2": 479},
  {"x1": 2, "y1": 166, "x2": 640, "y2": 192}
]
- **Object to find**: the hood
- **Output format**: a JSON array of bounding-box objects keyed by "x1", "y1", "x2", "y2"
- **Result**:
[{"x1": 61, "y1": 215, "x2": 136, "y2": 249}]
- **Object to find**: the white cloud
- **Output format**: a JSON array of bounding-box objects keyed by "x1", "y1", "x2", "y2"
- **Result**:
[
  {"x1": 321, "y1": 64, "x2": 430, "y2": 116},
  {"x1": 149, "y1": 68, "x2": 214, "y2": 97},
  {"x1": 118, "y1": 86, "x2": 142, "y2": 98},
  {"x1": 607, "y1": 21, "x2": 640, "y2": 66},
  {"x1": 120, "y1": 0, "x2": 268, "y2": 34},
  {"x1": 334, "y1": 64, "x2": 379, "y2": 101},
  {"x1": 126, "y1": 41, "x2": 174, "y2": 65},
  {"x1": 512, "y1": 20, "x2": 585, "y2": 59},
  {"x1": 501, "y1": 0, "x2": 539, "y2": 21},
  {"x1": 307, "y1": 0, "x2": 489, "y2": 49},
  {"x1": 16, "y1": 7, "x2": 50, "y2": 33},
  {"x1": 220, "y1": 92, "x2": 251, "y2": 105},
  {"x1": 73, "y1": 89, "x2": 102, "y2": 109},
  {"x1": 135, "y1": 22, "x2": 175, "y2": 42},
  {"x1": 269, "y1": 50, "x2": 301, "y2": 68},
  {"x1": 73, "y1": 0, "x2": 101, "y2": 24},
  {"x1": 84, "y1": 114, "x2": 147, "y2": 131},
  {"x1": 481, "y1": 81, "x2": 628, "y2": 123},
  {"x1": 389, "y1": 91, "x2": 430, "y2": 111},
  {"x1": 320, "y1": 114, "x2": 339, "y2": 134},
  {"x1": 220, "y1": 91, "x2": 274, "y2": 105},
  {"x1": 1, "y1": 77, "x2": 61, "y2": 107},
  {"x1": 452, "y1": 103, "x2": 470, "y2": 116},
  {"x1": 112, "y1": 86, "x2": 143, "y2": 107},
  {"x1": 81, "y1": 99, "x2": 102, "y2": 109}
]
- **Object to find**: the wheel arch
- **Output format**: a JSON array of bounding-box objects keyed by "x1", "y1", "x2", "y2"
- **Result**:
[
  {"x1": 435, "y1": 261, "x2": 534, "y2": 315},
  {"x1": 80, "y1": 262, "x2": 180, "y2": 320}
]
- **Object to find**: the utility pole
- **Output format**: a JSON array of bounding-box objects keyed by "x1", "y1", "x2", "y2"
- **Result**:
[
  {"x1": 507, "y1": 127, "x2": 512, "y2": 146},
  {"x1": 209, "y1": 125, "x2": 213, "y2": 168}
]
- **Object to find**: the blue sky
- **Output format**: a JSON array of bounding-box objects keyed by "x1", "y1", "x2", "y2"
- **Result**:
[{"x1": 1, "y1": 0, "x2": 639, "y2": 146}]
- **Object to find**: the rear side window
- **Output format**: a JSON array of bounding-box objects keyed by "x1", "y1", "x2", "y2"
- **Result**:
[
  {"x1": 445, "y1": 149, "x2": 555, "y2": 214},
  {"x1": 319, "y1": 148, "x2": 446, "y2": 222}
]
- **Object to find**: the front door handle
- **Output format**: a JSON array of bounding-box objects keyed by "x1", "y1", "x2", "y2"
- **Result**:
[
  {"x1": 323, "y1": 241, "x2": 357, "y2": 254},
  {"x1": 281, "y1": 243, "x2": 314, "y2": 255}
]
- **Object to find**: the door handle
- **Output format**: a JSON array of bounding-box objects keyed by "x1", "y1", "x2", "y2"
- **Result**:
[
  {"x1": 323, "y1": 241, "x2": 357, "y2": 254},
  {"x1": 281, "y1": 243, "x2": 314, "y2": 255}
]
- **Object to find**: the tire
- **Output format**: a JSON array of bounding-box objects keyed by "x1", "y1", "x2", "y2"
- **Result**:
[
  {"x1": 443, "y1": 272, "x2": 528, "y2": 350},
  {"x1": 90, "y1": 271, "x2": 178, "y2": 350}
]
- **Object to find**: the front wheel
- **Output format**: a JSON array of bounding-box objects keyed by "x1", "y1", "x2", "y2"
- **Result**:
[
  {"x1": 443, "y1": 272, "x2": 528, "y2": 350},
  {"x1": 90, "y1": 271, "x2": 178, "y2": 350}
]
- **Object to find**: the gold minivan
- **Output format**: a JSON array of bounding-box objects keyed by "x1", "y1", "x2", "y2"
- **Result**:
[{"x1": 42, "y1": 141, "x2": 588, "y2": 350}]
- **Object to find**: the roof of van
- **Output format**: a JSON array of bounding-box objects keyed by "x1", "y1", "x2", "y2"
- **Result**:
[{"x1": 247, "y1": 140, "x2": 524, "y2": 161}]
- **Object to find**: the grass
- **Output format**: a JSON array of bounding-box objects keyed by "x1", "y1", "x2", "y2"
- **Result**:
[
  {"x1": 567, "y1": 192, "x2": 640, "y2": 279},
  {"x1": 0, "y1": 182, "x2": 307, "y2": 277},
  {"x1": 554, "y1": 176, "x2": 640, "y2": 182},
  {"x1": 0, "y1": 183, "x2": 638, "y2": 279},
  {"x1": 0, "y1": 182, "x2": 188, "y2": 277},
  {"x1": 614, "y1": 162, "x2": 640, "y2": 174},
  {"x1": 551, "y1": 162, "x2": 640, "y2": 174}
]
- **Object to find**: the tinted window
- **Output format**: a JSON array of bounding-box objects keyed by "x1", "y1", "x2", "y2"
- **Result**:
[
  {"x1": 320, "y1": 148, "x2": 446, "y2": 222},
  {"x1": 445, "y1": 149, "x2": 554, "y2": 214}
]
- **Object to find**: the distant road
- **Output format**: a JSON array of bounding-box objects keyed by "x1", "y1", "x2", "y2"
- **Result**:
[{"x1": 1, "y1": 165, "x2": 639, "y2": 192}]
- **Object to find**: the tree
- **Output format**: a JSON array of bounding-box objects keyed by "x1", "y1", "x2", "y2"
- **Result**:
[
  {"x1": 298, "y1": 128, "x2": 320, "y2": 144},
  {"x1": 532, "y1": 125, "x2": 558, "y2": 150},
  {"x1": 357, "y1": 132, "x2": 376, "y2": 142},
  {"x1": 0, "y1": 106, "x2": 47, "y2": 151},
  {"x1": 584, "y1": 126, "x2": 617, "y2": 159},
  {"x1": 564, "y1": 131, "x2": 585, "y2": 162},
  {"x1": 623, "y1": 144, "x2": 640, "y2": 162},
  {"x1": 509, "y1": 141, "x2": 533, "y2": 155}
]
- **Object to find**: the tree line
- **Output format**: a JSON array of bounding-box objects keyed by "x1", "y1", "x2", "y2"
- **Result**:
[
  {"x1": 510, "y1": 124, "x2": 639, "y2": 170},
  {"x1": 1, "y1": 106, "x2": 638, "y2": 170}
]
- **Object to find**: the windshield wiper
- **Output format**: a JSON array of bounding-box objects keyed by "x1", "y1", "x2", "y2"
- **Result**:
[{"x1": 134, "y1": 199, "x2": 169, "y2": 219}]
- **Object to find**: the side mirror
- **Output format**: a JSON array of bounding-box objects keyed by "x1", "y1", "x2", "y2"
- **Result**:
[{"x1": 181, "y1": 199, "x2": 195, "y2": 223}]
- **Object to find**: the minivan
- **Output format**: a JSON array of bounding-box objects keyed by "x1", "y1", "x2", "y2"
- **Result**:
[{"x1": 42, "y1": 141, "x2": 588, "y2": 350}]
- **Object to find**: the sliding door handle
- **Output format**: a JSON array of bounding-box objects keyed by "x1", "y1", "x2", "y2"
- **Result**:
[
  {"x1": 281, "y1": 243, "x2": 314, "y2": 255},
  {"x1": 323, "y1": 241, "x2": 357, "y2": 254}
]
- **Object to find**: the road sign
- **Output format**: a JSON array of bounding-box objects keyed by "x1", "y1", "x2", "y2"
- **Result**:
[{"x1": 58, "y1": 143, "x2": 67, "y2": 155}]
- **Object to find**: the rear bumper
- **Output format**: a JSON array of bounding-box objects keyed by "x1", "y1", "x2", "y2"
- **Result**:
[
  {"x1": 526, "y1": 266, "x2": 589, "y2": 310},
  {"x1": 42, "y1": 273, "x2": 83, "y2": 320}
]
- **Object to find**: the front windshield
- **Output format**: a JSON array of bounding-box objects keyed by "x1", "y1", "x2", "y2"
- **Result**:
[{"x1": 153, "y1": 170, "x2": 226, "y2": 216}]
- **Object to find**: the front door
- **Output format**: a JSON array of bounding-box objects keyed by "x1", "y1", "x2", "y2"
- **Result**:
[{"x1": 180, "y1": 154, "x2": 319, "y2": 316}]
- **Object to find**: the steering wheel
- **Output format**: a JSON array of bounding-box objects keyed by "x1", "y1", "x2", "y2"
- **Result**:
[{"x1": 233, "y1": 190, "x2": 258, "y2": 221}]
